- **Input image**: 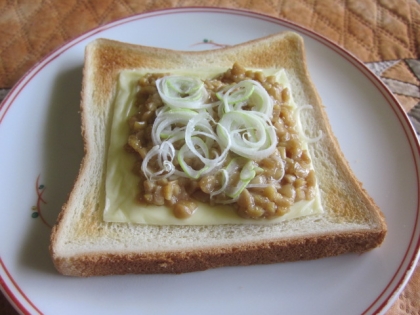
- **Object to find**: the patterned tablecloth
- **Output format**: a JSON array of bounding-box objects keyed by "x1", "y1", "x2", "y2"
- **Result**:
[{"x1": 0, "y1": 1, "x2": 419, "y2": 314}]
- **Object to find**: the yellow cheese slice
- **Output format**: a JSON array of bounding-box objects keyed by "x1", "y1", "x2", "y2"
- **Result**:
[{"x1": 104, "y1": 68, "x2": 323, "y2": 225}]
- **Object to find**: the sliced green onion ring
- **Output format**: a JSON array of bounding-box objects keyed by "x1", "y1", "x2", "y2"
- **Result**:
[
  {"x1": 209, "y1": 169, "x2": 229, "y2": 200},
  {"x1": 216, "y1": 80, "x2": 274, "y2": 118},
  {"x1": 177, "y1": 137, "x2": 210, "y2": 179},
  {"x1": 240, "y1": 160, "x2": 257, "y2": 181},
  {"x1": 216, "y1": 81, "x2": 254, "y2": 105},
  {"x1": 208, "y1": 158, "x2": 259, "y2": 200},
  {"x1": 295, "y1": 105, "x2": 323, "y2": 143},
  {"x1": 217, "y1": 110, "x2": 277, "y2": 160},
  {"x1": 156, "y1": 75, "x2": 210, "y2": 109},
  {"x1": 184, "y1": 112, "x2": 231, "y2": 175},
  {"x1": 247, "y1": 80, "x2": 274, "y2": 117},
  {"x1": 152, "y1": 108, "x2": 197, "y2": 145},
  {"x1": 141, "y1": 141, "x2": 176, "y2": 180},
  {"x1": 167, "y1": 76, "x2": 202, "y2": 95},
  {"x1": 223, "y1": 158, "x2": 258, "y2": 198}
]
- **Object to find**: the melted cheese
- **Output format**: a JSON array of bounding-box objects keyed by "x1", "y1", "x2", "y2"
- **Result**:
[{"x1": 104, "y1": 68, "x2": 323, "y2": 225}]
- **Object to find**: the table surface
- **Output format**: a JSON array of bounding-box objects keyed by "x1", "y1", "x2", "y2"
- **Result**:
[{"x1": 1, "y1": 1, "x2": 419, "y2": 314}]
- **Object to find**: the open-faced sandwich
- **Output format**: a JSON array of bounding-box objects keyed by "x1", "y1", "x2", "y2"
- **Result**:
[{"x1": 50, "y1": 31, "x2": 387, "y2": 276}]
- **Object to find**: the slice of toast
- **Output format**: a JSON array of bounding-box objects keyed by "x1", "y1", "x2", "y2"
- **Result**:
[{"x1": 50, "y1": 32, "x2": 387, "y2": 277}]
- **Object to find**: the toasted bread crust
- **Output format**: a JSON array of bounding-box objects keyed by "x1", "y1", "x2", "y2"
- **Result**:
[
  {"x1": 53, "y1": 230, "x2": 386, "y2": 277},
  {"x1": 50, "y1": 32, "x2": 387, "y2": 277}
]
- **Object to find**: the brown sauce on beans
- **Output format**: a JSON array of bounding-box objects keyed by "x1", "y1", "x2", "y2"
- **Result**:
[{"x1": 126, "y1": 63, "x2": 316, "y2": 219}]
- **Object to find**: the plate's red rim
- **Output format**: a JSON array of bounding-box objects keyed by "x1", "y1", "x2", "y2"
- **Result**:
[{"x1": 0, "y1": 6, "x2": 419, "y2": 315}]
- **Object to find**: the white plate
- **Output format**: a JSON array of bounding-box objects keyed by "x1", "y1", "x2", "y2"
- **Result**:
[{"x1": 1, "y1": 7, "x2": 419, "y2": 315}]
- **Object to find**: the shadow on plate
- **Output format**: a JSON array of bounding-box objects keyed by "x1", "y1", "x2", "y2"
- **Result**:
[{"x1": 19, "y1": 65, "x2": 85, "y2": 274}]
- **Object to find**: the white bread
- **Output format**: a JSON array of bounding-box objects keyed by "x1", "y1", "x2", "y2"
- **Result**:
[{"x1": 49, "y1": 32, "x2": 387, "y2": 277}]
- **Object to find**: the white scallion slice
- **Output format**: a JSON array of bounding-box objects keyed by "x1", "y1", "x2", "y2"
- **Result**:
[
  {"x1": 217, "y1": 110, "x2": 277, "y2": 160},
  {"x1": 209, "y1": 169, "x2": 229, "y2": 200},
  {"x1": 295, "y1": 105, "x2": 323, "y2": 143},
  {"x1": 240, "y1": 160, "x2": 257, "y2": 181},
  {"x1": 152, "y1": 108, "x2": 197, "y2": 145},
  {"x1": 216, "y1": 80, "x2": 274, "y2": 118},
  {"x1": 141, "y1": 141, "x2": 176, "y2": 180},
  {"x1": 156, "y1": 75, "x2": 209, "y2": 109},
  {"x1": 247, "y1": 80, "x2": 274, "y2": 117},
  {"x1": 167, "y1": 76, "x2": 202, "y2": 95},
  {"x1": 184, "y1": 112, "x2": 231, "y2": 175},
  {"x1": 226, "y1": 180, "x2": 249, "y2": 199},
  {"x1": 177, "y1": 138, "x2": 210, "y2": 179},
  {"x1": 224, "y1": 156, "x2": 246, "y2": 174},
  {"x1": 216, "y1": 80, "x2": 255, "y2": 104},
  {"x1": 223, "y1": 158, "x2": 257, "y2": 198}
]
